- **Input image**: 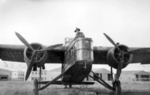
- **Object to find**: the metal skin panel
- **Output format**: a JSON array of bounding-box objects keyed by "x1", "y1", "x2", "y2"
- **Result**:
[
  {"x1": 75, "y1": 38, "x2": 93, "y2": 62},
  {"x1": 76, "y1": 50, "x2": 93, "y2": 61},
  {"x1": 62, "y1": 61, "x2": 92, "y2": 84},
  {"x1": 63, "y1": 38, "x2": 93, "y2": 72},
  {"x1": 62, "y1": 38, "x2": 93, "y2": 84}
]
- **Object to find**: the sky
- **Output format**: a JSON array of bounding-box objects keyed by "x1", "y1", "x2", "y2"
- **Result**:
[{"x1": 0, "y1": 0, "x2": 150, "y2": 71}]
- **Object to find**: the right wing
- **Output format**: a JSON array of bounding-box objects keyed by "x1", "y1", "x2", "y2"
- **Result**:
[{"x1": 0, "y1": 44, "x2": 25, "y2": 62}]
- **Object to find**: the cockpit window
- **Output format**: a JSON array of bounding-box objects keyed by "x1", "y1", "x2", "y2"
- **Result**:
[{"x1": 82, "y1": 40, "x2": 92, "y2": 49}]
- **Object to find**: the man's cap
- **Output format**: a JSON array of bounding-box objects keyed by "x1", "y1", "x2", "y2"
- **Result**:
[{"x1": 74, "y1": 28, "x2": 80, "y2": 32}]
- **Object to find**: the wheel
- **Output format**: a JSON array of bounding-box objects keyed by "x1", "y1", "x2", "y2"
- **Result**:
[{"x1": 113, "y1": 80, "x2": 121, "y2": 95}]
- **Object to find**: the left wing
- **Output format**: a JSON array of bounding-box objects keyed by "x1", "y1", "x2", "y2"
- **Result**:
[
  {"x1": 0, "y1": 44, "x2": 65, "y2": 63},
  {"x1": 93, "y1": 46, "x2": 150, "y2": 64}
]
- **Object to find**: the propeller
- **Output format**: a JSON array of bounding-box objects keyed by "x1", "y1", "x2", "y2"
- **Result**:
[
  {"x1": 15, "y1": 32, "x2": 63, "y2": 80},
  {"x1": 103, "y1": 33, "x2": 125, "y2": 81}
]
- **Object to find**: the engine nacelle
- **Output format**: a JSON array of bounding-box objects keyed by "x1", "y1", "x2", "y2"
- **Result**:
[
  {"x1": 107, "y1": 44, "x2": 133, "y2": 69},
  {"x1": 24, "y1": 43, "x2": 48, "y2": 68}
]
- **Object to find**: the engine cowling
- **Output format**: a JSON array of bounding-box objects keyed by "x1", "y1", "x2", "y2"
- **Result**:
[
  {"x1": 107, "y1": 44, "x2": 133, "y2": 69},
  {"x1": 24, "y1": 43, "x2": 48, "y2": 68}
]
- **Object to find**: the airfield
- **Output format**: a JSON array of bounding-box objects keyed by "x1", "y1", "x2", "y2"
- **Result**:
[
  {"x1": 1, "y1": 0, "x2": 150, "y2": 95},
  {"x1": 0, "y1": 81, "x2": 150, "y2": 95}
]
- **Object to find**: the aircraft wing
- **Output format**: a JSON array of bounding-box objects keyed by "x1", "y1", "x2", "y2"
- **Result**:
[
  {"x1": 93, "y1": 46, "x2": 150, "y2": 64},
  {"x1": 1, "y1": 44, "x2": 150, "y2": 64},
  {"x1": 129, "y1": 47, "x2": 150, "y2": 64},
  {"x1": 0, "y1": 44, "x2": 65, "y2": 63},
  {"x1": 93, "y1": 46, "x2": 110, "y2": 64},
  {"x1": 0, "y1": 44, "x2": 25, "y2": 62}
]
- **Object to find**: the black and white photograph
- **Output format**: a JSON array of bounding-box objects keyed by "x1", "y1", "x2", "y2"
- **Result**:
[{"x1": 0, "y1": 0, "x2": 150, "y2": 95}]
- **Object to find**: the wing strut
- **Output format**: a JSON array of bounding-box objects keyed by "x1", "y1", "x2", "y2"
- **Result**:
[{"x1": 89, "y1": 71, "x2": 114, "y2": 91}]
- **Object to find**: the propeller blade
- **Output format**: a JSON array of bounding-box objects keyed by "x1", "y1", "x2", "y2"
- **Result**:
[
  {"x1": 103, "y1": 33, "x2": 118, "y2": 48},
  {"x1": 115, "y1": 58, "x2": 123, "y2": 81},
  {"x1": 38, "y1": 44, "x2": 63, "y2": 52},
  {"x1": 104, "y1": 33, "x2": 123, "y2": 52},
  {"x1": 15, "y1": 32, "x2": 34, "y2": 51},
  {"x1": 25, "y1": 51, "x2": 36, "y2": 80}
]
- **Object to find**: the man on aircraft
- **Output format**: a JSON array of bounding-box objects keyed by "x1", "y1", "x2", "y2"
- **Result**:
[{"x1": 74, "y1": 28, "x2": 85, "y2": 38}]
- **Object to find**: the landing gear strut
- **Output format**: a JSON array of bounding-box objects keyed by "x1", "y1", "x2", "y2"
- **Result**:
[
  {"x1": 33, "y1": 79, "x2": 39, "y2": 95},
  {"x1": 103, "y1": 33, "x2": 132, "y2": 95},
  {"x1": 89, "y1": 71, "x2": 122, "y2": 95},
  {"x1": 113, "y1": 80, "x2": 121, "y2": 95},
  {"x1": 33, "y1": 72, "x2": 64, "y2": 95},
  {"x1": 69, "y1": 83, "x2": 72, "y2": 88}
]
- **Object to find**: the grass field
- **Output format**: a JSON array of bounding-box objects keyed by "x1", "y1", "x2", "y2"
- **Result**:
[{"x1": 0, "y1": 81, "x2": 150, "y2": 95}]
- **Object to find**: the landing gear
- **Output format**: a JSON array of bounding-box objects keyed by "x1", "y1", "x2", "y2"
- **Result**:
[
  {"x1": 89, "y1": 71, "x2": 122, "y2": 95},
  {"x1": 113, "y1": 80, "x2": 121, "y2": 95},
  {"x1": 111, "y1": 67, "x2": 122, "y2": 95},
  {"x1": 33, "y1": 67, "x2": 42, "y2": 95},
  {"x1": 103, "y1": 33, "x2": 133, "y2": 95},
  {"x1": 33, "y1": 72, "x2": 65, "y2": 95},
  {"x1": 89, "y1": 71, "x2": 114, "y2": 90},
  {"x1": 69, "y1": 83, "x2": 72, "y2": 88},
  {"x1": 33, "y1": 79, "x2": 39, "y2": 95},
  {"x1": 64, "y1": 83, "x2": 72, "y2": 89}
]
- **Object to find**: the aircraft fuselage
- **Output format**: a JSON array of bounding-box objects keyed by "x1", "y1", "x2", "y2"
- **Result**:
[{"x1": 62, "y1": 37, "x2": 93, "y2": 84}]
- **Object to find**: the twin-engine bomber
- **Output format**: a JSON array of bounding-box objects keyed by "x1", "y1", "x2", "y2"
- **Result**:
[{"x1": 0, "y1": 28, "x2": 150, "y2": 95}]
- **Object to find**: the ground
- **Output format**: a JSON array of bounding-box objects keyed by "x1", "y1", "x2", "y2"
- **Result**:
[{"x1": 0, "y1": 81, "x2": 150, "y2": 95}]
